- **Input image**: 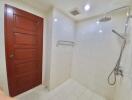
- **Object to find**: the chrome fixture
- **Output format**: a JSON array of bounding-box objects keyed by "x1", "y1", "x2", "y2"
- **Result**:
[
  {"x1": 108, "y1": 30, "x2": 126, "y2": 85},
  {"x1": 56, "y1": 40, "x2": 75, "y2": 47},
  {"x1": 99, "y1": 5, "x2": 132, "y2": 86},
  {"x1": 98, "y1": 6, "x2": 131, "y2": 23},
  {"x1": 108, "y1": 8, "x2": 132, "y2": 86},
  {"x1": 99, "y1": 16, "x2": 111, "y2": 22},
  {"x1": 112, "y1": 30, "x2": 126, "y2": 39}
]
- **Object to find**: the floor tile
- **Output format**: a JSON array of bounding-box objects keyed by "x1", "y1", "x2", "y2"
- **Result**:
[{"x1": 16, "y1": 79, "x2": 106, "y2": 100}]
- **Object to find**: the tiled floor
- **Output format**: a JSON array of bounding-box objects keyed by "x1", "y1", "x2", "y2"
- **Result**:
[{"x1": 16, "y1": 79, "x2": 106, "y2": 100}]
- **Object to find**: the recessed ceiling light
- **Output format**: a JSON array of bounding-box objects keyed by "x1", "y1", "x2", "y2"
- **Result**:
[
  {"x1": 54, "y1": 18, "x2": 58, "y2": 22},
  {"x1": 84, "y1": 4, "x2": 91, "y2": 11}
]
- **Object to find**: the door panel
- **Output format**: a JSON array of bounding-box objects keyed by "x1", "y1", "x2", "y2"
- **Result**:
[
  {"x1": 14, "y1": 15, "x2": 36, "y2": 31},
  {"x1": 14, "y1": 49, "x2": 36, "y2": 60},
  {"x1": 15, "y1": 72, "x2": 40, "y2": 94},
  {"x1": 14, "y1": 33, "x2": 36, "y2": 45},
  {"x1": 15, "y1": 62, "x2": 37, "y2": 75},
  {"x1": 5, "y1": 5, "x2": 43, "y2": 96}
]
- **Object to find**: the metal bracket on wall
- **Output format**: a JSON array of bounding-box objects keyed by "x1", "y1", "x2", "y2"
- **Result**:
[{"x1": 56, "y1": 40, "x2": 75, "y2": 47}]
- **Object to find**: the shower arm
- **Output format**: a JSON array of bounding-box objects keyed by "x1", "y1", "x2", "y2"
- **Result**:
[
  {"x1": 112, "y1": 30, "x2": 126, "y2": 40},
  {"x1": 103, "y1": 5, "x2": 131, "y2": 16}
]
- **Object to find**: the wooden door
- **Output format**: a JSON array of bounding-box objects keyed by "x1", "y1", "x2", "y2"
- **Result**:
[{"x1": 4, "y1": 5, "x2": 43, "y2": 96}]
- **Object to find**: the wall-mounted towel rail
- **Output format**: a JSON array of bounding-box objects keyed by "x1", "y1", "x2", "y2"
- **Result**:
[{"x1": 56, "y1": 40, "x2": 75, "y2": 47}]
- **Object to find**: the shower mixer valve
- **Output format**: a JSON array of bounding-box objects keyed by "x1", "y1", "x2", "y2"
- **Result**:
[{"x1": 115, "y1": 67, "x2": 123, "y2": 77}]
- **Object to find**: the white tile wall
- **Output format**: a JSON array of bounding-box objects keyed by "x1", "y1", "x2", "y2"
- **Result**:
[
  {"x1": 113, "y1": 8, "x2": 132, "y2": 100},
  {"x1": 71, "y1": 9, "x2": 128, "y2": 100},
  {"x1": 0, "y1": 0, "x2": 9, "y2": 95},
  {"x1": 48, "y1": 9, "x2": 75, "y2": 90}
]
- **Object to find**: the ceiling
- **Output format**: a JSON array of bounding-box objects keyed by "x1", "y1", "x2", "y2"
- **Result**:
[{"x1": 21, "y1": 0, "x2": 132, "y2": 21}]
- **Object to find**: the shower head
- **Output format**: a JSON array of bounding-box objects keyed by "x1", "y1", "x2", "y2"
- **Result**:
[{"x1": 99, "y1": 16, "x2": 111, "y2": 22}]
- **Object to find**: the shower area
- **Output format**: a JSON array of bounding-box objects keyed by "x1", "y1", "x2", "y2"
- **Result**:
[
  {"x1": 71, "y1": 6, "x2": 132, "y2": 100},
  {"x1": 3, "y1": 1, "x2": 132, "y2": 100},
  {"x1": 43, "y1": 6, "x2": 132, "y2": 100}
]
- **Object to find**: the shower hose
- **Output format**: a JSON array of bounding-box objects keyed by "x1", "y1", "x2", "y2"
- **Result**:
[{"x1": 108, "y1": 39, "x2": 126, "y2": 86}]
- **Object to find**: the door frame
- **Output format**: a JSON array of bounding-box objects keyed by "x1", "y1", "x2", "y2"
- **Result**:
[{"x1": 4, "y1": 4, "x2": 44, "y2": 96}]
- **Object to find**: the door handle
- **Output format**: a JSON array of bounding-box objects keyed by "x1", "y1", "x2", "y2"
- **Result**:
[{"x1": 9, "y1": 54, "x2": 14, "y2": 59}]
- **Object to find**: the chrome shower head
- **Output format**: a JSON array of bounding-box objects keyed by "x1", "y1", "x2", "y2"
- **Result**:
[{"x1": 99, "y1": 16, "x2": 111, "y2": 22}]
